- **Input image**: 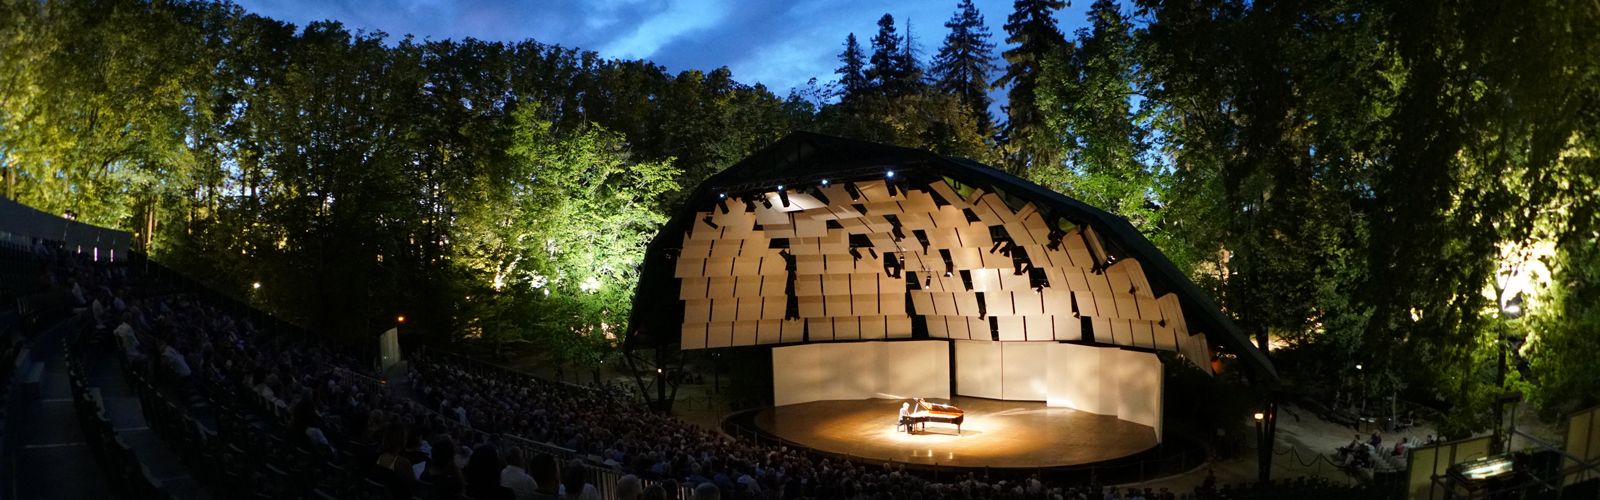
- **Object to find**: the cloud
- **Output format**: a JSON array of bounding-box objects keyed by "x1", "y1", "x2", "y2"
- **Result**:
[{"x1": 231, "y1": 0, "x2": 1098, "y2": 95}]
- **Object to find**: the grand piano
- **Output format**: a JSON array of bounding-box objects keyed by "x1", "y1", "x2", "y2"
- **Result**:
[{"x1": 907, "y1": 399, "x2": 965, "y2": 435}]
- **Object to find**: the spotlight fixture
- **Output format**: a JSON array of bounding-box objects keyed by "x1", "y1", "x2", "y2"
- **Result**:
[
  {"x1": 777, "y1": 189, "x2": 791, "y2": 208},
  {"x1": 718, "y1": 193, "x2": 727, "y2": 199},
  {"x1": 820, "y1": 179, "x2": 830, "y2": 186},
  {"x1": 777, "y1": 184, "x2": 785, "y2": 191},
  {"x1": 886, "y1": 170, "x2": 896, "y2": 179},
  {"x1": 944, "y1": 270, "x2": 953, "y2": 277}
]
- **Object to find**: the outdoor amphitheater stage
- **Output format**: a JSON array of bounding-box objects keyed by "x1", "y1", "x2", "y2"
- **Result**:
[{"x1": 751, "y1": 397, "x2": 1158, "y2": 469}]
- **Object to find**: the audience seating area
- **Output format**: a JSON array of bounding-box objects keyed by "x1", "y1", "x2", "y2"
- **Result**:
[{"x1": 3, "y1": 239, "x2": 1396, "y2": 500}]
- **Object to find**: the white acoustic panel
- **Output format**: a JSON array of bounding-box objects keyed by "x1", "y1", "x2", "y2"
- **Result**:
[
  {"x1": 1114, "y1": 349, "x2": 1164, "y2": 441},
  {"x1": 1025, "y1": 316, "x2": 1054, "y2": 341},
  {"x1": 780, "y1": 319, "x2": 805, "y2": 343},
  {"x1": 684, "y1": 299, "x2": 712, "y2": 323},
  {"x1": 1133, "y1": 320, "x2": 1156, "y2": 348},
  {"x1": 808, "y1": 317, "x2": 834, "y2": 341},
  {"x1": 707, "y1": 322, "x2": 734, "y2": 348},
  {"x1": 772, "y1": 341, "x2": 951, "y2": 406},
  {"x1": 955, "y1": 340, "x2": 1003, "y2": 399},
  {"x1": 1054, "y1": 315, "x2": 1083, "y2": 341},
  {"x1": 996, "y1": 316, "x2": 1026, "y2": 341},
  {"x1": 887, "y1": 315, "x2": 914, "y2": 337},
  {"x1": 1001, "y1": 342, "x2": 1048, "y2": 401},
  {"x1": 967, "y1": 317, "x2": 991, "y2": 340},
  {"x1": 682, "y1": 323, "x2": 708, "y2": 350},
  {"x1": 736, "y1": 297, "x2": 763, "y2": 321},
  {"x1": 731, "y1": 321, "x2": 759, "y2": 346},
  {"x1": 675, "y1": 258, "x2": 706, "y2": 278},
  {"x1": 756, "y1": 320, "x2": 782, "y2": 345},
  {"x1": 680, "y1": 277, "x2": 709, "y2": 300},
  {"x1": 834, "y1": 316, "x2": 860, "y2": 340},
  {"x1": 860, "y1": 316, "x2": 886, "y2": 339},
  {"x1": 1047, "y1": 342, "x2": 1109, "y2": 414},
  {"x1": 944, "y1": 315, "x2": 970, "y2": 339},
  {"x1": 772, "y1": 344, "x2": 823, "y2": 406},
  {"x1": 1013, "y1": 291, "x2": 1045, "y2": 316}
]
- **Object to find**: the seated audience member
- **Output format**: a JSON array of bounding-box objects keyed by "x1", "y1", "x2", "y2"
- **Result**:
[
  {"x1": 641, "y1": 484, "x2": 667, "y2": 500},
  {"x1": 502, "y1": 448, "x2": 541, "y2": 500},
  {"x1": 614, "y1": 475, "x2": 642, "y2": 500},
  {"x1": 374, "y1": 424, "x2": 418, "y2": 499},
  {"x1": 423, "y1": 435, "x2": 465, "y2": 500},
  {"x1": 560, "y1": 460, "x2": 601, "y2": 500},
  {"x1": 529, "y1": 454, "x2": 561, "y2": 497},
  {"x1": 691, "y1": 482, "x2": 720, "y2": 500},
  {"x1": 465, "y1": 444, "x2": 514, "y2": 500},
  {"x1": 1393, "y1": 437, "x2": 1409, "y2": 456}
]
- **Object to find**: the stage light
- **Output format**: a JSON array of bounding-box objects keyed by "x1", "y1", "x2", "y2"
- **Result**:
[
  {"x1": 777, "y1": 189, "x2": 791, "y2": 208},
  {"x1": 886, "y1": 170, "x2": 895, "y2": 179},
  {"x1": 1253, "y1": 411, "x2": 1265, "y2": 422},
  {"x1": 944, "y1": 271, "x2": 952, "y2": 277},
  {"x1": 1355, "y1": 363, "x2": 1363, "y2": 370},
  {"x1": 397, "y1": 315, "x2": 406, "y2": 324},
  {"x1": 252, "y1": 282, "x2": 261, "y2": 290},
  {"x1": 820, "y1": 179, "x2": 830, "y2": 186},
  {"x1": 657, "y1": 368, "x2": 663, "y2": 374},
  {"x1": 718, "y1": 193, "x2": 726, "y2": 199},
  {"x1": 777, "y1": 184, "x2": 785, "y2": 191}
]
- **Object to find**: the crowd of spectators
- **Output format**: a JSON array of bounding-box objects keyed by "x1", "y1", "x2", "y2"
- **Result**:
[{"x1": 26, "y1": 246, "x2": 1382, "y2": 500}]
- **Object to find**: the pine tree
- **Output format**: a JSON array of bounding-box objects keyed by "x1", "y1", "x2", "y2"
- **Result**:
[
  {"x1": 866, "y1": 14, "x2": 904, "y2": 91},
  {"x1": 933, "y1": 0, "x2": 998, "y2": 134},
  {"x1": 899, "y1": 18, "x2": 924, "y2": 87},
  {"x1": 836, "y1": 33, "x2": 868, "y2": 98},
  {"x1": 995, "y1": 0, "x2": 1068, "y2": 173}
]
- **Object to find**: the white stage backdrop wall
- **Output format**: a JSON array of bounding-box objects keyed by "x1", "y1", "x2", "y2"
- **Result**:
[
  {"x1": 954, "y1": 341, "x2": 1003, "y2": 399},
  {"x1": 956, "y1": 340, "x2": 1164, "y2": 441},
  {"x1": 772, "y1": 341, "x2": 950, "y2": 406},
  {"x1": 1001, "y1": 342, "x2": 1048, "y2": 401}
]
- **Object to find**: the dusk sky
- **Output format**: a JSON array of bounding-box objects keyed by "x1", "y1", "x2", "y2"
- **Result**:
[{"x1": 232, "y1": 0, "x2": 1099, "y2": 96}]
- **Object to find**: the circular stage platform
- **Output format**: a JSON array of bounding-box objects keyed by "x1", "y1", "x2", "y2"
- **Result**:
[{"x1": 751, "y1": 396, "x2": 1158, "y2": 469}]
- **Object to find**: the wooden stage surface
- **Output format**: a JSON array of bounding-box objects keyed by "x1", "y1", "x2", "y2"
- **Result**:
[{"x1": 753, "y1": 397, "x2": 1157, "y2": 469}]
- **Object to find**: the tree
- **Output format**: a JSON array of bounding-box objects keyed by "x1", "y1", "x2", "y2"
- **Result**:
[
  {"x1": 932, "y1": 0, "x2": 998, "y2": 135},
  {"x1": 996, "y1": 0, "x2": 1069, "y2": 175},
  {"x1": 866, "y1": 14, "x2": 908, "y2": 93},
  {"x1": 836, "y1": 33, "x2": 868, "y2": 98}
]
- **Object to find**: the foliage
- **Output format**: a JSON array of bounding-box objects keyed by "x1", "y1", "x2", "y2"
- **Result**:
[
  {"x1": 996, "y1": 0, "x2": 1069, "y2": 175},
  {"x1": 931, "y1": 0, "x2": 999, "y2": 135},
  {"x1": 2, "y1": 0, "x2": 1597, "y2": 430}
]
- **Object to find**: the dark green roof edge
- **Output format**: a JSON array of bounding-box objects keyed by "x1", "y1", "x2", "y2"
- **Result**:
[{"x1": 626, "y1": 132, "x2": 1278, "y2": 383}]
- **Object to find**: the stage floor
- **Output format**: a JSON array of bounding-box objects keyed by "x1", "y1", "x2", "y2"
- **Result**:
[{"x1": 753, "y1": 397, "x2": 1158, "y2": 469}]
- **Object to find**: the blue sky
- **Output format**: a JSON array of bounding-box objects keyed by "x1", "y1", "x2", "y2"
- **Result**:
[{"x1": 232, "y1": 0, "x2": 1098, "y2": 96}]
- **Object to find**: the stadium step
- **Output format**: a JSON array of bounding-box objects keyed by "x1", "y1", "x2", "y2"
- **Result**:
[
  {"x1": 4, "y1": 320, "x2": 119, "y2": 499},
  {"x1": 83, "y1": 337, "x2": 212, "y2": 500}
]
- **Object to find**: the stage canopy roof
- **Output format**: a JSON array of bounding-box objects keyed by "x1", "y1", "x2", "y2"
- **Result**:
[{"x1": 626, "y1": 132, "x2": 1276, "y2": 381}]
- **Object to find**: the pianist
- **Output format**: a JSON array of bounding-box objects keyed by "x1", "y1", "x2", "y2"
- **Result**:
[{"x1": 898, "y1": 402, "x2": 913, "y2": 433}]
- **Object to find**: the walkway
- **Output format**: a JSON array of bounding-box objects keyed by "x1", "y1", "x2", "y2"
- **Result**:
[{"x1": 5, "y1": 321, "x2": 117, "y2": 500}]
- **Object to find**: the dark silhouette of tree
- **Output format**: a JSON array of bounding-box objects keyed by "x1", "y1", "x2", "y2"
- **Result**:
[
  {"x1": 835, "y1": 33, "x2": 868, "y2": 98},
  {"x1": 996, "y1": 0, "x2": 1068, "y2": 174},
  {"x1": 933, "y1": 0, "x2": 998, "y2": 135}
]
